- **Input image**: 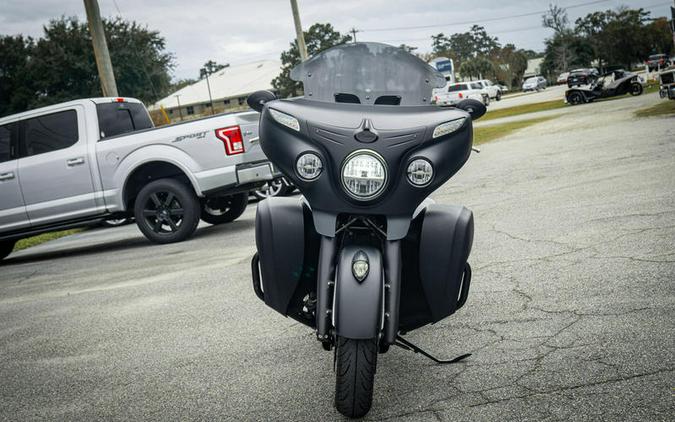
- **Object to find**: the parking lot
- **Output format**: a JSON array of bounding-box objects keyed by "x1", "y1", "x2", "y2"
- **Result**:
[{"x1": 1, "y1": 92, "x2": 674, "y2": 421}]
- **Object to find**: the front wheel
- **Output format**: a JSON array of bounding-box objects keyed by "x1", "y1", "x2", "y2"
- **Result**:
[
  {"x1": 335, "y1": 336, "x2": 378, "y2": 418},
  {"x1": 567, "y1": 92, "x2": 584, "y2": 105},
  {"x1": 630, "y1": 83, "x2": 643, "y2": 96},
  {"x1": 495, "y1": 91, "x2": 502, "y2": 101},
  {"x1": 134, "y1": 178, "x2": 201, "y2": 244},
  {"x1": 200, "y1": 193, "x2": 248, "y2": 225},
  {"x1": 0, "y1": 240, "x2": 16, "y2": 262}
]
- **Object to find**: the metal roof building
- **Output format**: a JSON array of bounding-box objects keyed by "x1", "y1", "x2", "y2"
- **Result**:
[{"x1": 151, "y1": 60, "x2": 281, "y2": 121}]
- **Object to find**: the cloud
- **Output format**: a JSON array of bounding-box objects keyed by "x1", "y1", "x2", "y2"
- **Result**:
[{"x1": 1, "y1": 0, "x2": 671, "y2": 81}]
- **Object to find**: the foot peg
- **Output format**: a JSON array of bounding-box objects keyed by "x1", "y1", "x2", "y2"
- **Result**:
[{"x1": 394, "y1": 335, "x2": 471, "y2": 364}]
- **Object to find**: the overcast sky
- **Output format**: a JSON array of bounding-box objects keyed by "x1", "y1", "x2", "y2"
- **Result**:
[{"x1": 2, "y1": 0, "x2": 672, "y2": 81}]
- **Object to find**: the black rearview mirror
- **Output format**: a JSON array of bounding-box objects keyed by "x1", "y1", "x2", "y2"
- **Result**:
[
  {"x1": 456, "y1": 99, "x2": 487, "y2": 121},
  {"x1": 247, "y1": 90, "x2": 277, "y2": 113}
]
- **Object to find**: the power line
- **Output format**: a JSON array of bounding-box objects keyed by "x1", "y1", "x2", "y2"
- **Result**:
[{"x1": 361, "y1": 0, "x2": 616, "y2": 33}]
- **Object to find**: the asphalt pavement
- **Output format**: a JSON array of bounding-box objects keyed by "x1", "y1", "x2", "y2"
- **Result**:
[{"x1": 1, "y1": 92, "x2": 673, "y2": 421}]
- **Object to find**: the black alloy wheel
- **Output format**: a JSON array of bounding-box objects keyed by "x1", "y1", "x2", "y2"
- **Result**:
[
  {"x1": 200, "y1": 192, "x2": 248, "y2": 225},
  {"x1": 134, "y1": 178, "x2": 200, "y2": 244},
  {"x1": 252, "y1": 177, "x2": 293, "y2": 200},
  {"x1": 568, "y1": 92, "x2": 584, "y2": 105},
  {"x1": 630, "y1": 83, "x2": 643, "y2": 96}
]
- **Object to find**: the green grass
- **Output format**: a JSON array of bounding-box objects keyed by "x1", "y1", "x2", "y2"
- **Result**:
[
  {"x1": 474, "y1": 116, "x2": 558, "y2": 145},
  {"x1": 634, "y1": 100, "x2": 675, "y2": 118},
  {"x1": 13, "y1": 229, "x2": 83, "y2": 252},
  {"x1": 482, "y1": 99, "x2": 567, "y2": 121}
]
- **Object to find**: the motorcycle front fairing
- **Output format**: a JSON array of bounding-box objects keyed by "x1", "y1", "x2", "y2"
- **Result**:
[{"x1": 252, "y1": 42, "x2": 475, "y2": 345}]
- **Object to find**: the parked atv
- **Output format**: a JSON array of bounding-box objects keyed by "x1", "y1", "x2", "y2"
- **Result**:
[{"x1": 565, "y1": 70, "x2": 644, "y2": 105}]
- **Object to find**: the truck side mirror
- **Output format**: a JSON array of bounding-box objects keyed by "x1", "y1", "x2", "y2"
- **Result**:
[
  {"x1": 247, "y1": 90, "x2": 277, "y2": 113},
  {"x1": 456, "y1": 99, "x2": 487, "y2": 121}
]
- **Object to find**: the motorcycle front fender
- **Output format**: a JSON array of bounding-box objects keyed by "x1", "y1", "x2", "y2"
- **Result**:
[{"x1": 333, "y1": 245, "x2": 384, "y2": 340}]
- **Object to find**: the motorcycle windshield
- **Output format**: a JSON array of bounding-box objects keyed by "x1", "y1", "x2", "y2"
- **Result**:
[{"x1": 290, "y1": 42, "x2": 447, "y2": 106}]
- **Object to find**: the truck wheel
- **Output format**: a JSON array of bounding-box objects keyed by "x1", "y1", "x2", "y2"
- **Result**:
[
  {"x1": 0, "y1": 240, "x2": 16, "y2": 261},
  {"x1": 134, "y1": 178, "x2": 200, "y2": 244},
  {"x1": 252, "y1": 178, "x2": 292, "y2": 200},
  {"x1": 495, "y1": 91, "x2": 502, "y2": 101},
  {"x1": 334, "y1": 336, "x2": 378, "y2": 418},
  {"x1": 201, "y1": 192, "x2": 248, "y2": 225}
]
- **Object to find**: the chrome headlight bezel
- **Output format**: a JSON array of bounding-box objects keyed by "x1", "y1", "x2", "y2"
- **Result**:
[
  {"x1": 406, "y1": 158, "x2": 434, "y2": 187},
  {"x1": 340, "y1": 149, "x2": 388, "y2": 201},
  {"x1": 295, "y1": 152, "x2": 323, "y2": 181},
  {"x1": 432, "y1": 117, "x2": 466, "y2": 139}
]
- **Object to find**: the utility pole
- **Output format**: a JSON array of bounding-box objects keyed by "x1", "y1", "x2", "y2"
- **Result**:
[
  {"x1": 349, "y1": 27, "x2": 359, "y2": 43},
  {"x1": 83, "y1": 0, "x2": 118, "y2": 97},
  {"x1": 290, "y1": 0, "x2": 308, "y2": 60},
  {"x1": 205, "y1": 73, "x2": 214, "y2": 115},
  {"x1": 174, "y1": 95, "x2": 183, "y2": 121}
]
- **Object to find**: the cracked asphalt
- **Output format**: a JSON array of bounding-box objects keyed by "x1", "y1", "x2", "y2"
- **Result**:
[{"x1": 1, "y1": 92, "x2": 674, "y2": 421}]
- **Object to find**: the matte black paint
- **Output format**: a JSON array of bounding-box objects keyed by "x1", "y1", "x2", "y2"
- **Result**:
[
  {"x1": 258, "y1": 98, "x2": 473, "y2": 239},
  {"x1": 333, "y1": 245, "x2": 384, "y2": 339}
]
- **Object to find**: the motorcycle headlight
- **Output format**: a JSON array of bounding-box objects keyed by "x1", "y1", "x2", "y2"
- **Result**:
[
  {"x1": 269, "y1": 109, "x2": 300, "y2": 131},
  {"x1": 341, "y1": 150, "x2": 387, "y2": 200},
  {"x1": 407, "y1": 159, "x2": 434, "y2": 186},
  {"x1": 432, "y1": 117, "x2": 465, "y2": 139},
  {"x1": 296, "y1": 153, "x2": 323, "y2": 181}
]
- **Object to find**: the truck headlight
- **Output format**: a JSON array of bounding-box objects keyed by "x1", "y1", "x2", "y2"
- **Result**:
[
  {"x1": 341, "y1": 150, "x2": 387, "y2": 200},
  {"x1": 407, "y1": 159, "x2": 434, "y2": 186},
  {"x1": 432, "y1": 117, "x2": 465, "y2": 139},
  {"x1": 296, "y1": 153, "x2": 323, "y2": 180},
  {"x1": 269, "y1": 109, "x2": 300, "y2": 131}
]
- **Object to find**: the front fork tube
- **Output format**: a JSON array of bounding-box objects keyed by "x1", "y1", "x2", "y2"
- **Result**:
[
  {"x1": 316, "y1": 236, "x2": 336, "y2": 342},
  {"x1": 383, "y1": 240, "x2": 402, "y2": 345},
  {"x1": 315, "y1": 236, "x2": 402, "y2": 347}
]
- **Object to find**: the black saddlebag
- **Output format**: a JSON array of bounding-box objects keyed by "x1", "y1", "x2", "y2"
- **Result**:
[
  {"x1": 399, "y1": 204, "x2": 474, "y2": 331},
  {"x1": 252, "y1": 197, "x2": 319, "y2": 325}
]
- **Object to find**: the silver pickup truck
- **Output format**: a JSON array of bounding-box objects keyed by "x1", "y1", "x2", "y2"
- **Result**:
[{"x1": 0, "y1": 97, "x2": 274, "y2": 260}]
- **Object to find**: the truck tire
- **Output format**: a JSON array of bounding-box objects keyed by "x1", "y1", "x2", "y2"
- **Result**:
[
  {"x1": 334, "y1": 336, "x2": 378, "y2": 418},
  {"x1": 134, "y1": 178, "x2": 200, "y2": 244},
  {"x1": 200, "y1": 193, "x2": 248, "y2": 225},
  {"x1": 0, "y1": 240, "x2": 16, "y2": 261},
  {"x1": 252, "y1": 178, "x2": 293, "y2": 200}
]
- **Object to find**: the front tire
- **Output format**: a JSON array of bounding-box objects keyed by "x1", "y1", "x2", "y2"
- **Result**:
[
  {"x1": 567, "y1": 92, "x2": 584, "y2": 105},
  {"x1": 335, "y1": 336, "x2": 378, "y2": 418},
  {"x1": 134, "y1": 178, "x2": 200, "y2": 244},
  {"x1": 0, "y1": 240, "x2": 16, "y2": 262},
  {"x1": 200, "y1": 193, "x2": 248, "y2": 225},
  {"x1": 495, "y1": 91, "x2": 502, "y2": 101},
  {"x1": 630, "y1": 83, "x2": 643, "y2": 96}
]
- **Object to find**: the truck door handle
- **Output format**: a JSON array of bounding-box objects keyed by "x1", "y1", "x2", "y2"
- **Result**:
[
  {"x1": 0, "y1": 172, "x2": 15, "y2": 181},
  {"x1": 66, "y1": 157, "x2": 85, "y2": 166}
]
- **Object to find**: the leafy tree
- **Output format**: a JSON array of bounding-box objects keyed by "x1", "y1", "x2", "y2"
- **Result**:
[
  {"x1": 0, "y1": 35, "x2": 34, "y2": 117},
  {"x1": 0, "y1": 16, "x2": 174, "y2": 117},
  {"x1": 459, "y1": 56, "x2": 494, "y2": 80},
  {"x1": 540, "y1": 5, "x2": 593, "y2": 76},
  {"x1": 199, "y1": 60, "x2": 228, "y2": 79},
  {"x1": 431, "y1": 25, "x2": 500, "y2": 70},
  {"x1": 490, "y1": 44, "x2": 529, "y2": 87},
  {"x1": 272, "y1": 23, "x2": 351, "y2": 98}
]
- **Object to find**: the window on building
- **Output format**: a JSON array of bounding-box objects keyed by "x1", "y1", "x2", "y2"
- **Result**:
[
  {"x1": 168, "y1": 109, "x2": 173, "y2": 115},
  {"x1": 21, "y1": 110, "x2": 79, "y2": 157},
  {"x1": 238, "y1": 97, "x2": 246, "y2": 105},
  {"x1": 204, "y1": 103, "x2": 212, "y2": 108},
  {"x1": 223, "y1": 99, "x2": 231, "y2": 105},
  {"x1": 186, "y1": 106, "x2": 194, "y2": 115}
]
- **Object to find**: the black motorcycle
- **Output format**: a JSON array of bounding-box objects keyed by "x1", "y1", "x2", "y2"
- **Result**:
[
  {"x1": 566, "y1": 70, "x2": 644, "y2": 105},
  {"x1": 248, "y1": 42, "x2": 485, "y2": 418}
]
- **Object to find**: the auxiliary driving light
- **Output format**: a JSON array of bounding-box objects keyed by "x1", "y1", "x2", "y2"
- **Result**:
[
  {"x1": 352, "y1": 250, "x2": 369, "y2": 282},
  {"x1": 432, "y1": 117, "x2": 465, "y2": 139},
  {"x1": 295, "y1": 153, "x2": 323, "y2": 180},
  {"x1": 407, "y1": 159, "x2": 434, "y2": 186},
  {"x1": 341, "y1": 150, "x2": 387, "y2": 200}
]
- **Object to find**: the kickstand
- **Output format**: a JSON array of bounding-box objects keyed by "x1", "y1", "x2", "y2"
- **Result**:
[{"x1": 394, "y1": 335, "x2": 471, "y2": 365}]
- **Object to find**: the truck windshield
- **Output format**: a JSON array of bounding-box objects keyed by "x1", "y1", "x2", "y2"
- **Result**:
[{"x1": 97, "y1": 102, "x2": 153, "y2": 139}]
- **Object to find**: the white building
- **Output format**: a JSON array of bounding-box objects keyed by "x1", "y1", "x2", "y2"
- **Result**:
[
  {"x1": 523, "y1": 58, "x2": 544, "y2": 79},
  {"x1": 151, "y1": 60, "x2": 281, "y2": 120}
]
